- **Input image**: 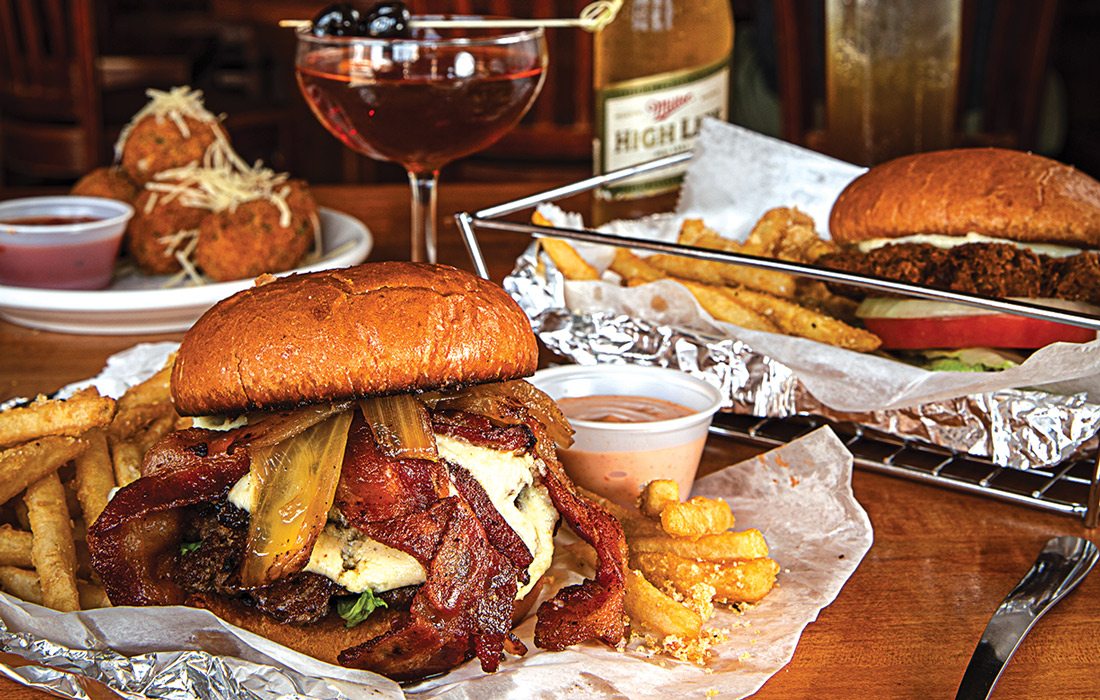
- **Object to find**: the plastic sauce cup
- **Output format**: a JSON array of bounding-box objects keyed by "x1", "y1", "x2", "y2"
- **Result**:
[
  {"x1": 530, "y1": 365, "x2": 724, "y2": 507},
  {"x1": 0, "y1": 196, "x2": 134, "y2": 290}
]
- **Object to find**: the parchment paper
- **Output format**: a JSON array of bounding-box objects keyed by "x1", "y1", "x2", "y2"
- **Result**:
[{"x1": 0, "y1": 343, "x2": 873, "y2": 700}]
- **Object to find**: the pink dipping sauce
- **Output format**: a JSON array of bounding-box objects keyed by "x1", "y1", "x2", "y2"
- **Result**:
[
  {"x1": 0, "y1": 234, "x2": 122, "y2": 290},
  {"x1": 556, "y1": 395, "x2": 707, "y2": 507}
]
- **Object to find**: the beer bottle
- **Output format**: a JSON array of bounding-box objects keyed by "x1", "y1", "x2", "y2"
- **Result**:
[{"x1": 592, "y1": 0, "x2": 734, "y2": 223}]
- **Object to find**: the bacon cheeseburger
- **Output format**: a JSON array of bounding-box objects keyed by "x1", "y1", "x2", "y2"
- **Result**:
[
  {"x1": 88, "y1": 262, "x2": 626, "y2": 681},
  {"x1": 820, "y1": 148, "x2": 1100, "y2": 358}
]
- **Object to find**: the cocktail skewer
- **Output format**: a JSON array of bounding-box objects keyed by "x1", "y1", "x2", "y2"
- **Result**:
[{"x1": 281, "y1": 0, "x2": 622, "y2": 34}]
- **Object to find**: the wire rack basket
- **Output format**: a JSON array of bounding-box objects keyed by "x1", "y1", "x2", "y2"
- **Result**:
[{"x1": 455, "y1": 153, "x2": 1100, "y2": 527}]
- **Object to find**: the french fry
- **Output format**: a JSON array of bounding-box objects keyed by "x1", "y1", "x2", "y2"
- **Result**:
[
  {"x1": 719, "y1": 286, "x2": 881, "y2": 352},
  {"x1": 648, "y1": 253, "x2": 795, "y2": 298},
  {"x1": 0, "y1": 436, "x2": 87, "y2": 505},
  {"x1": 133, "y1": 411, "x2": 176, "y2": 454},
  {"x1": 0, "y1": 565, "x2": 42, "y2": 604},
  {"x1": 576, "y1": 486, "x2": 663, "y2": 537},
  {"x1": 109, "y1": 400, "x2": 175, "y2": 441},
  {"x1": 678, "y1": 218, "x2": 749, "y2": 252},
  {"x1": 74, "y1": 428, "x2": 115, "y2": 526},
  {"x1": 78, "y1": 582, "x2": 110, "y2": 609},
  {"x1": 0, "y1": 389, "x2": 115, "y2": 449},
  {"x1": 0, "y1": 525, "x2": 33, "y2": 567},
  {"x1": 659, "y1": 497, "x2": 735, "y2": 538},
  {"x1": 608, "y1": 248, "x2": 664, "y2": 283},
  {"x1": 17, "y1": 577, "x2": 109, "y2": 612},
  {"x1": 630, "y1": 529, "x2": 770, "y2": 561},
  {"x1": 632, "y1": 552, "x2": 779, "y2": 604},
  {"x1": 533, "y1": 211, "x2": 602, "y2": 281},
  {"x1": 540, "y1": 239, "x2": 600, "y2": 281},
  {"x1": 108, "y1": 436, "x2": 143, "y2": 487},
  {"x1": 743, "y1": 208, "x2": 808, "y2": 255},
  {"x1": 568, "y1": 541, "x2": 703, "y2": 638},
  {"x1": 676, "y1": 279, "x2": 780, "y2": 333},
  {"x1": 74, "y1": 538, "x2": 94, "y2": 581},
  {"x1": 25, "y1": 472, "x2": 80, "y2": 611},
  {"x1": 115, "y1": 360, "x2": 174, "y2": 413},
  {"x1": 625, "y1": 567, "x2": 703, "y2": 638},
  {"x1": 771, "y1": 220, "x2": 835, "y2": 263},
  {"x1": 798, "y1": 279, "x2": 860, "y2": 321},
  {"x1": 639, "y1": 480, "x2": 680, "y2": 518}
]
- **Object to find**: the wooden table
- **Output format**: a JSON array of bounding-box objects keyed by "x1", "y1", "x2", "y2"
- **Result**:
[{"x1": 2, "y1": 182, "x2": 1098, "y2": 699}]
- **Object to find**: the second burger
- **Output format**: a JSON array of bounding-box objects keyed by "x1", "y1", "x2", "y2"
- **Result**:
[{"x1": 819, "y1": 147, "x2": 1100, "y2": 363}]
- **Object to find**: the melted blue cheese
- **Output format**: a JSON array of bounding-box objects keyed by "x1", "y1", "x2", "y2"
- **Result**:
[
  {"x1": 226, "y1": 432, "x2": 558, "y2": 599},
  {"x1": 856, "y1": 232, "x2": 1081, "y2": 258},
  {"x1": 192, "y1": 414, "x2": 248, "y2": 431}
]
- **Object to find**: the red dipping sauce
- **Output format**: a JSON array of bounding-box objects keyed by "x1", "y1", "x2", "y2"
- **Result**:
[
  {"x1": 0, "y1": 216, "x2": 100, "y2": 226},
  {"x1": 0, "y1": 236, "x2": 123, "y2": 290},
  {"x1": 0, "y1": 196, "x2": 132, "y2": 290}
]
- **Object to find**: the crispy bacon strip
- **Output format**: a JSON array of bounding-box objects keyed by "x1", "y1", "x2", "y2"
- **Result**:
[
  {"x1": 533, "y1": 431, "x2": 628, "y2": 650},
  {"x1": 87, "y1": 429, "x2": 249, "y2": 606},
  {"x1": 335, "y1": 414, "x2": 450, "y2": 525},
  {"x1": 338, "y1": 611, "x2": 470, "y2": 681},
  {"x1": 352, "y1": 496, "x2": 521, "y2": 676},
  {"x1": 445, "y1": 460, "x2": 534, "y2": 579},
  {"x1": 432, "y1": 410, "x2": 534, "y2": 453},
  {"x1": 339, "y1": 413, "x2": 526, "y2": 676}
]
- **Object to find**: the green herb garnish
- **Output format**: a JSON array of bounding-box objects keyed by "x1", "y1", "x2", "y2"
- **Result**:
[
  {"x1": 180, "y1": 541, "x2": 202, "y2": 555},
  {"x1": 337, "y1": 589, "x2": 387, "y2": 628}
]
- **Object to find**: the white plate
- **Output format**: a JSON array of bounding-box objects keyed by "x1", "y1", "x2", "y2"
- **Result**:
[{"x1": 0, "y1": 207, "x2": 371, "y2": 335}]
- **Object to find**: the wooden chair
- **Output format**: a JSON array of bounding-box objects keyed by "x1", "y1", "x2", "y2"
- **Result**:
[
  {"x1": 102, "y1": 3, "x2": 298, "y2": 171},
  {"x1": 0, "y1": 0, "x2": 195, "y2": 184},
  {"x1": 772, "y1": 0, "x2": 1060, "y2": 156},
  {"x1": 0, "y1": 0, "x2": 105, "y2": 181}
]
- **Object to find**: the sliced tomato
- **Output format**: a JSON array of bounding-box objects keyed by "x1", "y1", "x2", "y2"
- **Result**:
[{"x1": 862, "y1": 314, "x2": 1097, "y2": 350}]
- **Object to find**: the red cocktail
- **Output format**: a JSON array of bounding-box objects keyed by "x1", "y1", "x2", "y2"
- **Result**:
[{"x1": 296, "y1": 19, "x2": 547, "y2": 262}]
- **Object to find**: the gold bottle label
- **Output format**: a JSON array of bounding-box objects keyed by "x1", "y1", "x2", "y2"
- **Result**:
[{"x1": 595, "y1": 56, "x2": 730, "y2": 201}]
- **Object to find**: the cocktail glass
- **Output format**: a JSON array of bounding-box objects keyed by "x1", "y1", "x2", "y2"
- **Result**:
[{"x1": 296, "y1": 19, "x2": 547, "y2": 263}]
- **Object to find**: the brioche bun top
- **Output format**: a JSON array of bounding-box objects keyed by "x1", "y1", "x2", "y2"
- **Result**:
[
  {"x1": 829, "y1": 148, "x2": 1100, "y2": 247},
  {"x1": 172, "y1": 262, "x2": 538, "y2": 416}
]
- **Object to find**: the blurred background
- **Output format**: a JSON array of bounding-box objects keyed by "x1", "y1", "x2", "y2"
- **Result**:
[{"x1": 1, "y1": 0, "x2": 1098, "y2": 190}]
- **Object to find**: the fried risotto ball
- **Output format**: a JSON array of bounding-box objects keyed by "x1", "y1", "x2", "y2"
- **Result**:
[
  {"x1": 128, "y1": 190, "x2": 209, "y2": 275},
  {"x1": 120, "y1": 115, "x2": 226, "y2": 185},
  {"x1": 194, "y1": 180, "x2": 319, "y2": 282},
  {"x1": 71, "y1": 167, "x2": 139, "y2": 203}
]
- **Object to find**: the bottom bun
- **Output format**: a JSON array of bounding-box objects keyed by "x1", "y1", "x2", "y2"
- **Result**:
[
  {"x1": 187, "y1": 577, "x2": 546, "y2": 673},
  {"x1": 188, "y1": 593, "x2": 399, "y2": 667}
]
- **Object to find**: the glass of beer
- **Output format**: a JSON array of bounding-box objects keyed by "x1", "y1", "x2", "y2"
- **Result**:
[{"x1": 825, "y1": 0, "x2": 962, "y2": 165}]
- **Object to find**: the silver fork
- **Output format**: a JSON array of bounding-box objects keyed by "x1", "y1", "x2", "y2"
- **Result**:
[{"x1": 955, "y1": 536, "x2": 1098, "y2": 700}]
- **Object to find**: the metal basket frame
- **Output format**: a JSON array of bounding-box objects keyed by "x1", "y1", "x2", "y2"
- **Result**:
[{"x1": 455, "y1": 153, "x2": 1100, "y2": 526}]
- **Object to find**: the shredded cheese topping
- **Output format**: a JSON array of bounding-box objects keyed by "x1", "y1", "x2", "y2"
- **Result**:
[
  {"x1": 114, "y1": 86, "x2": 221, "y2": 162},
  {"x1": 147, "y1": 133, "x2": 295, "y2": 227}
]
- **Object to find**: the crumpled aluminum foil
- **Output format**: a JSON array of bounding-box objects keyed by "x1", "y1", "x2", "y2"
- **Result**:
[
  {"x1": 0, "y1": 596, "x2": 393, "y2": 700},
  {"x1": 507, "y1": 243, "x2": 1100, "y2": 470}
]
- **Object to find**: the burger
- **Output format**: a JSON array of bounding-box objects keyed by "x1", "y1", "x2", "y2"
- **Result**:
[
  {"x1": 87, "y1": 262, "x2": 627, "y2": 681},
  {"x1": 819, "y1": 148, "x2": 1100, "y2": 367}
]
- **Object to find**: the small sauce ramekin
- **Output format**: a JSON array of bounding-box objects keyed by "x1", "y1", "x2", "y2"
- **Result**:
[
  {"x1": 531, "y1": 364, "x2": 724, "y2": 506},
  {"x1": 0, "y1": 196, "x2": 134, "y2": 290}
]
